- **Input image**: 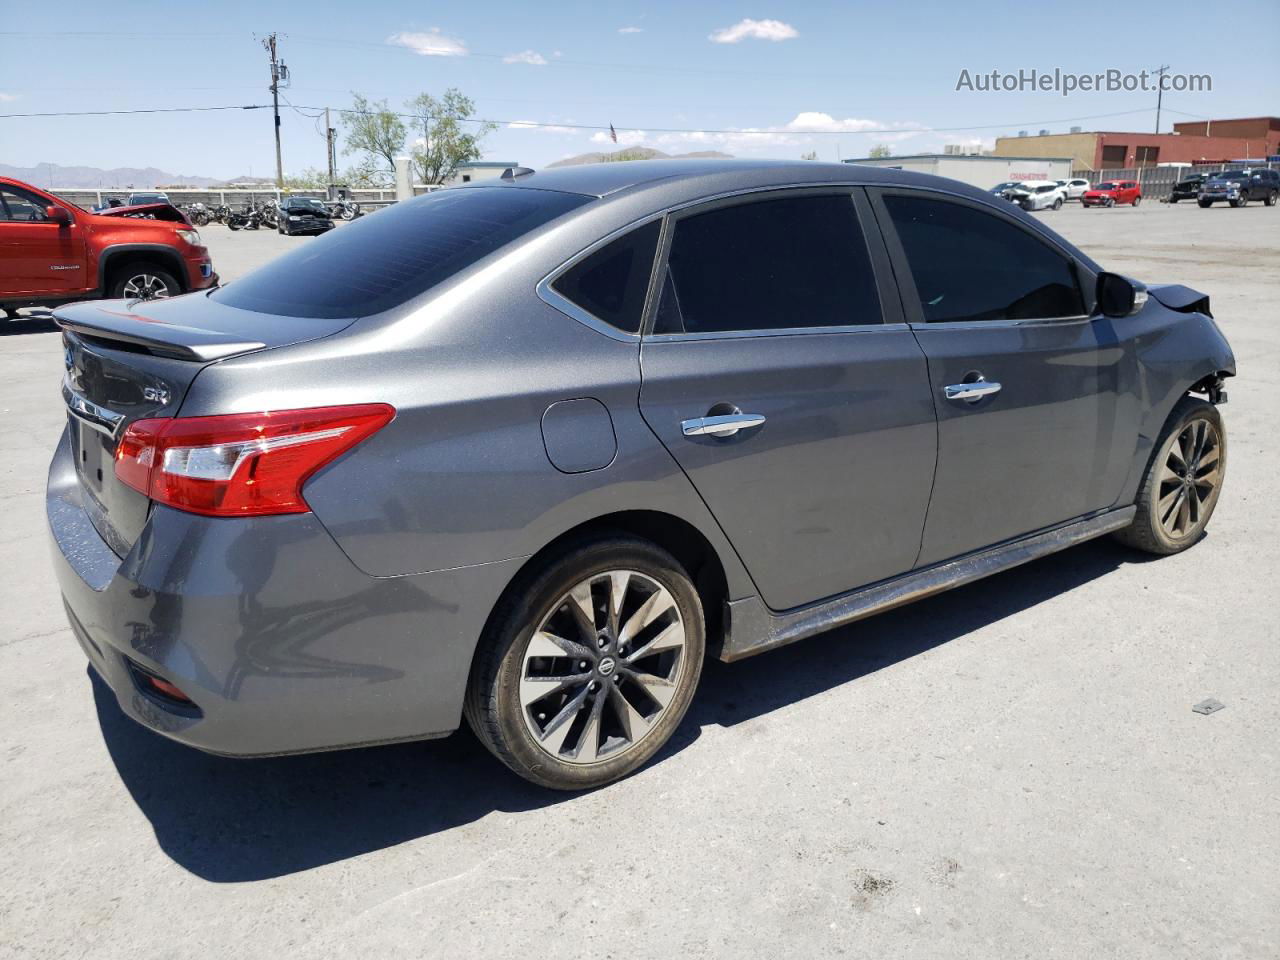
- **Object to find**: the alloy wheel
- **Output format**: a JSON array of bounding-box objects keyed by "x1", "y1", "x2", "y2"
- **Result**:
[
  {"x1": 1157, "y1": 418, "x2": 1222, "y2": 540},
  {"x1": 121, "y1": 274, "x2": 171, "y2": 300},
  {"x1": 519, "y1": 569, "x2": 688, "y2": 765}
]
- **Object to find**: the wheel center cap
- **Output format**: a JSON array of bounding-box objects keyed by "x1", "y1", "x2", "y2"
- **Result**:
[{"x1": 597, "y1": 657, "x2": 617, "y2": 678}]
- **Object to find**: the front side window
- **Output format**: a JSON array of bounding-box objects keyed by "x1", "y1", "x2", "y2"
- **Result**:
[
  {"x1": 214, "y1": 187, "x2": 591, "y2": 319},
  {"x1": 653, "y1": 194, "x2": 882, "y2": 335},
  {"x1": 551, "y1": 219, "x2": 660, "y2": 334},
  {"x1": 883, "y1": 194, "x2": 1084, "y2": 323},
  {"x1": 0, "y1": 188, "x2": 53, "y2": 222}
]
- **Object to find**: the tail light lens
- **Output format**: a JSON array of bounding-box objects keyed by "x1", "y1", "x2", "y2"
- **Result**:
[{"x1": 115, "y1": 404, "x2": 395, "y2": 517}]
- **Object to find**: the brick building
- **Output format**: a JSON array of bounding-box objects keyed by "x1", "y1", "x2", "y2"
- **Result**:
[{"x1": 993, "y1": 117, "x2": 1280, "y2": 171}]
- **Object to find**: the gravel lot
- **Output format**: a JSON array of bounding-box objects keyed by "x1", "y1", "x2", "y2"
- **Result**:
[{"x1": 1, "y1": 202, "x2": 1277, "y2": 959}]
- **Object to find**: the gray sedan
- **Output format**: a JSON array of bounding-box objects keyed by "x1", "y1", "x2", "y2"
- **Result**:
[{"x1": 48, "y1": 160, "x2": 1234, "y2": 789}]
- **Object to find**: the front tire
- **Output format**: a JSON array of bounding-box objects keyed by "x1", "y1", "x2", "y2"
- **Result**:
[
  {"x1": 465, "y1": 537, "x2": 706, "y2": 790},
  {"x1": 1199, "y1": 199, "x2": 1212, "y2": 208},
  {"x1": 1265, "y1": 190, "x2": 1277, "y2": 207},
  {"x1": 1052, "y1": 197, "x2": 1063, "y2": 210},
  {"x1": 109, "y1": 262, "x2": 179, "y2": 301},
  {"x1": 1113, "y1": 396, "x2": 1225, "y2": 555},
  {"x1": 1132, "y1": 195, "x2": 1141, "y2": 207}
]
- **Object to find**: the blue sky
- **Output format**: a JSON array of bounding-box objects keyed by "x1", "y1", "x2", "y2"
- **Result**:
[{"x1": 2, "y1": 0, "x2": 1277, "y2": 181}]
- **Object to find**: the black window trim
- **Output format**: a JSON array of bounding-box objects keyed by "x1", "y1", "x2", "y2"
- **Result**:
[
  {"x1": 639, "y1": 184, "x2": 904, "y2": 342},
  {"x1": 867, "y1": 185, "x2": 1098, "y2": 329},
  {"x1": 536, "y1": 212, "x2": 666, "y2": 342}
]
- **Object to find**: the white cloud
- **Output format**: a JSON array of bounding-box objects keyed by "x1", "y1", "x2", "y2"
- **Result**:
[
  {"x1": 579, "y1": 112, "x2": 925, "y2": 156},
  {"x1": 708, "y1": 18, "x2": 798, "y2": 44},
  {"x1": 590, "y1": 129, "x2": 649, "y2": 147},
  {"x1": 503, "y1": 49, "x2": 548, "y2": 65},
  {"x1": 508, "y1": 120, "x2": 576, "y2": 134},
  {"x1": 0, "y1": 92, "x2": 19, "y2": 102},
  {"x1": 618, "y1": 26, "x2": 644, "y2": 34},
  {"x1": 387, "y1": 29, "x2": 467, "y2": 57}
]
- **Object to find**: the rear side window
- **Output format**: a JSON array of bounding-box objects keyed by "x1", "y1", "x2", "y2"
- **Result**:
[
  {"x1": 551, "y1": 220, "x2": 660, "y2": 334},
  {"x1": 653, "y1": 194, "x2": 882, "y2": 335},
  {"x1": 883, "y1": 194, "x2": 1084, "y2": 323},
  {"x1": 213, "y1": 188, "x2": 591, "y2": 319}
]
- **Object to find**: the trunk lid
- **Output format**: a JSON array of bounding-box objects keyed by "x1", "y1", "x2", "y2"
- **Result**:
[{"x1": 54, "y1": 294, "x2": 357, "y2": 556}]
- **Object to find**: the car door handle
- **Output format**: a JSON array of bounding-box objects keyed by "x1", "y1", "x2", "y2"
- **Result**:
[
  {"x1": 943, "y1": 380, "x2": 1002, "y2": 402},
  {"x1": 681, "y1": 413, "x2": 767, "y2": 438}
]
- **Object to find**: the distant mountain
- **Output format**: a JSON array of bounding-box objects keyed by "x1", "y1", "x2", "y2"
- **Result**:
[
  {"x1": 547, "y1": 148, "x2": 733, "y2": 168},
  {"x1": 0, "y1": 162, "x2": 227, "y2": 189}
]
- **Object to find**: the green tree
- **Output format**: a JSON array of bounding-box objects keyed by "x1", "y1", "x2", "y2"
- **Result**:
[
  {"x1": 405, "y1": 88, "x2": 497, "y2": 185},
  {"x1": 341, "y1": 94, "x2": 406, "y2": 183},
  {"x1": 867, "y1": 144, "x2": 892, "y2": 159}
]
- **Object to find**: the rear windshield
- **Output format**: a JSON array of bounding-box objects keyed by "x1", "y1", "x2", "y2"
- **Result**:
[{"x1": 213, "y1": 187, "x2": 591, "y2": 319}]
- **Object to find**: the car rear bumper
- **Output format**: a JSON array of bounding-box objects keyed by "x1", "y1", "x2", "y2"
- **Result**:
[{"x1": 46, "y1": 426, "x2": 522, "y2": 757}]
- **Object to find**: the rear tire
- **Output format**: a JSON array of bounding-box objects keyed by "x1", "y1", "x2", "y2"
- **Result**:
[
  {"x1": 1052, "y1": 197, "x2": 1063, "y2": 210},
  {"x1": 465, "y1": 536, "x2": 706, "y2": 790},
  {"x1": 1265, "y1": 191, "x2": 1277, "y2": 207},
  {"x1": 1113, "y1": 396, "x2": 1225, "y2": 556},
  {"x1": 1198, "y1": 199, "x2": 1212, "y2": 208}
]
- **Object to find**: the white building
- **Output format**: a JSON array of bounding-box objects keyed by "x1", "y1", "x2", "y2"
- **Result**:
[
  {"x1": 443, "y1": 161, "x2": 521, "y2": 187},
  {"x1": 844, "y1": 154, "x2": 1074, "y2": 191}
]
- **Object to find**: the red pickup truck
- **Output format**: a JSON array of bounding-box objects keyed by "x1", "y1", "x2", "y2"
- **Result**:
[{"x1": 0, "y1": 177, "x2": 216, "y2": 315}]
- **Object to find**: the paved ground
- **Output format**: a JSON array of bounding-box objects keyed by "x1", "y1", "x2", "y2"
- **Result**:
[{"x1": 1, "y1": 203, "x2": 1277, "y2": 959}]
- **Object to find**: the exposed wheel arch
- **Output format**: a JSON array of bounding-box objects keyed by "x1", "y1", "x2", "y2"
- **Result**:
[{"x1": 98, "y1": 244, "x2": 188, "y2": 295}]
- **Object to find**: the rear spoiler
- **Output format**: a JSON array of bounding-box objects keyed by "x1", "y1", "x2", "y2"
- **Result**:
[{"x1": 53, "y1": 302, "x2": 265, "y2": 362}]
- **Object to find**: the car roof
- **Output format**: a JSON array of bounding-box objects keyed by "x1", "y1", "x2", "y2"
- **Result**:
[{"x1": 464, "y1": 157, "x2": 1003, "y2": 206}]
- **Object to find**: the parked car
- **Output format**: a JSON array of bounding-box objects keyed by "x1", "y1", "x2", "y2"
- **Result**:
[
  {"x1": 990, "y1": 180, "x2": 1023, "y2": 198},
  {"x1": 1055, "y1": 178, "x2": 1091, "y2": 200},
  {"x1": 48, "y1": 160, "x2": 1234, "y2": 790},
  {"x1": 1082, "y1": 180, "x2": 1142, "y2": 207},
  {"x1": 1011, "y1": 182, "x2": 1066, "y2": 211},
  {"x1": 276, "y1": 196, "x2": 335, "y2": 235},
  {"x1": 0, "y1": 176, "x2": 216, "y2": 313},
  {"x1": 92, "y1": 197, "x2": 126, "y2": 212},
  {"x1": 126, "y1": 191, "x2": 171, "y2": 207},
  {"x1": 1169, "y1": 171, "x2": 1214, "y2": 203},
  {"x1": 1197, "y1": 169, "x2": 1279, "y2": 207}
]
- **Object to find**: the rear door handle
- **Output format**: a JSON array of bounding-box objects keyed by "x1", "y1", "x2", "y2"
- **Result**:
[
  {"x1": 681, "y1": 413, "x2": 767, "y2": 438},
  {"x1": 943, "y1": 380, "x2": 1002, "y2": 403}
]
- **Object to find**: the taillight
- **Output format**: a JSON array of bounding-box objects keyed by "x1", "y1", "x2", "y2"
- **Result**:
[{"x1": 114, "y1": 404, "x2": 395, "y2": 517}]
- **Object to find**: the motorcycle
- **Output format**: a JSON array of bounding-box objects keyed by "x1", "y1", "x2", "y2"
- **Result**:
[
  {"x1": 327, "y1": 198, "x2": 362, "y2": 220},
  {"x1": 226, "y1": 203, "x2": 261, "y2": 231},
  {"x1": 184, "y1": 202, "x2": 210, "y2": 227}
]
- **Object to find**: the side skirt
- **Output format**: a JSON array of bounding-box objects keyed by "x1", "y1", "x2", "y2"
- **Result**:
[{"x1": 719, "y1": 506, "x2": 1136, "y2": 662}]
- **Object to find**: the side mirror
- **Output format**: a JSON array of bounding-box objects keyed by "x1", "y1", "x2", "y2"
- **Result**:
[
  {"x1": 46, "y1": 206, "x2": 72, "y2": 225},
  {"x1": 1096, "y1": 272, "x2": 1149, "y2": 318}
]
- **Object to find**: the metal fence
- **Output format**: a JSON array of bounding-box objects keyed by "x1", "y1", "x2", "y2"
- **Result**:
[
  {"x1": 50, "y1": 185, "x2": 442, "y2": 212},
  {"x1": 1069, "y1": 161, "x2": 1279, "y2": 201}
]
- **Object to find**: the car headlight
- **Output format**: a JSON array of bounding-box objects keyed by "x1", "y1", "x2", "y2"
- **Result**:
[
  {"x1": 289, "y1": 215, "x2": 301, "y2": 221},
  {"x1": 175, "y1": 229, "x2": 201, "y2": 245}
]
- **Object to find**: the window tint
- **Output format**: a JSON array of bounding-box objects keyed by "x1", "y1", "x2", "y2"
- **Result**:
[
  {"x1": 551, "y1": 219, "x2": 660, "y2": 333},
  {"x1": 0, "y1": 188, "x2": 53, "y2": 222},
  {"x1": 883, "y1": 194, "x2": 1084, "y2": 323},
  {"x1": 214, "y1": 188, "x2": 591, "y2": 319},
  {"x1": 654, "y1": 194, "x2": 881, "y2": 334}
]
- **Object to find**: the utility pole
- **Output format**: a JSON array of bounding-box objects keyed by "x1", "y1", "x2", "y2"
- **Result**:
[
  {"x1": 263, "y1": 33, "x2": 287, "y2": 188},
  {"x1": 1153, "y1": 64, "x2": 1169, "y2": 134},
  {"x1": 325, "y1": 106, "x2": 337, "y2": 199}
]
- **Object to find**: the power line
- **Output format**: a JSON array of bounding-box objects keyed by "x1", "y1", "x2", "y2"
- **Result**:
[{"x1": 1, "y1": 102, "x2": 1169, "y2": 137}]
